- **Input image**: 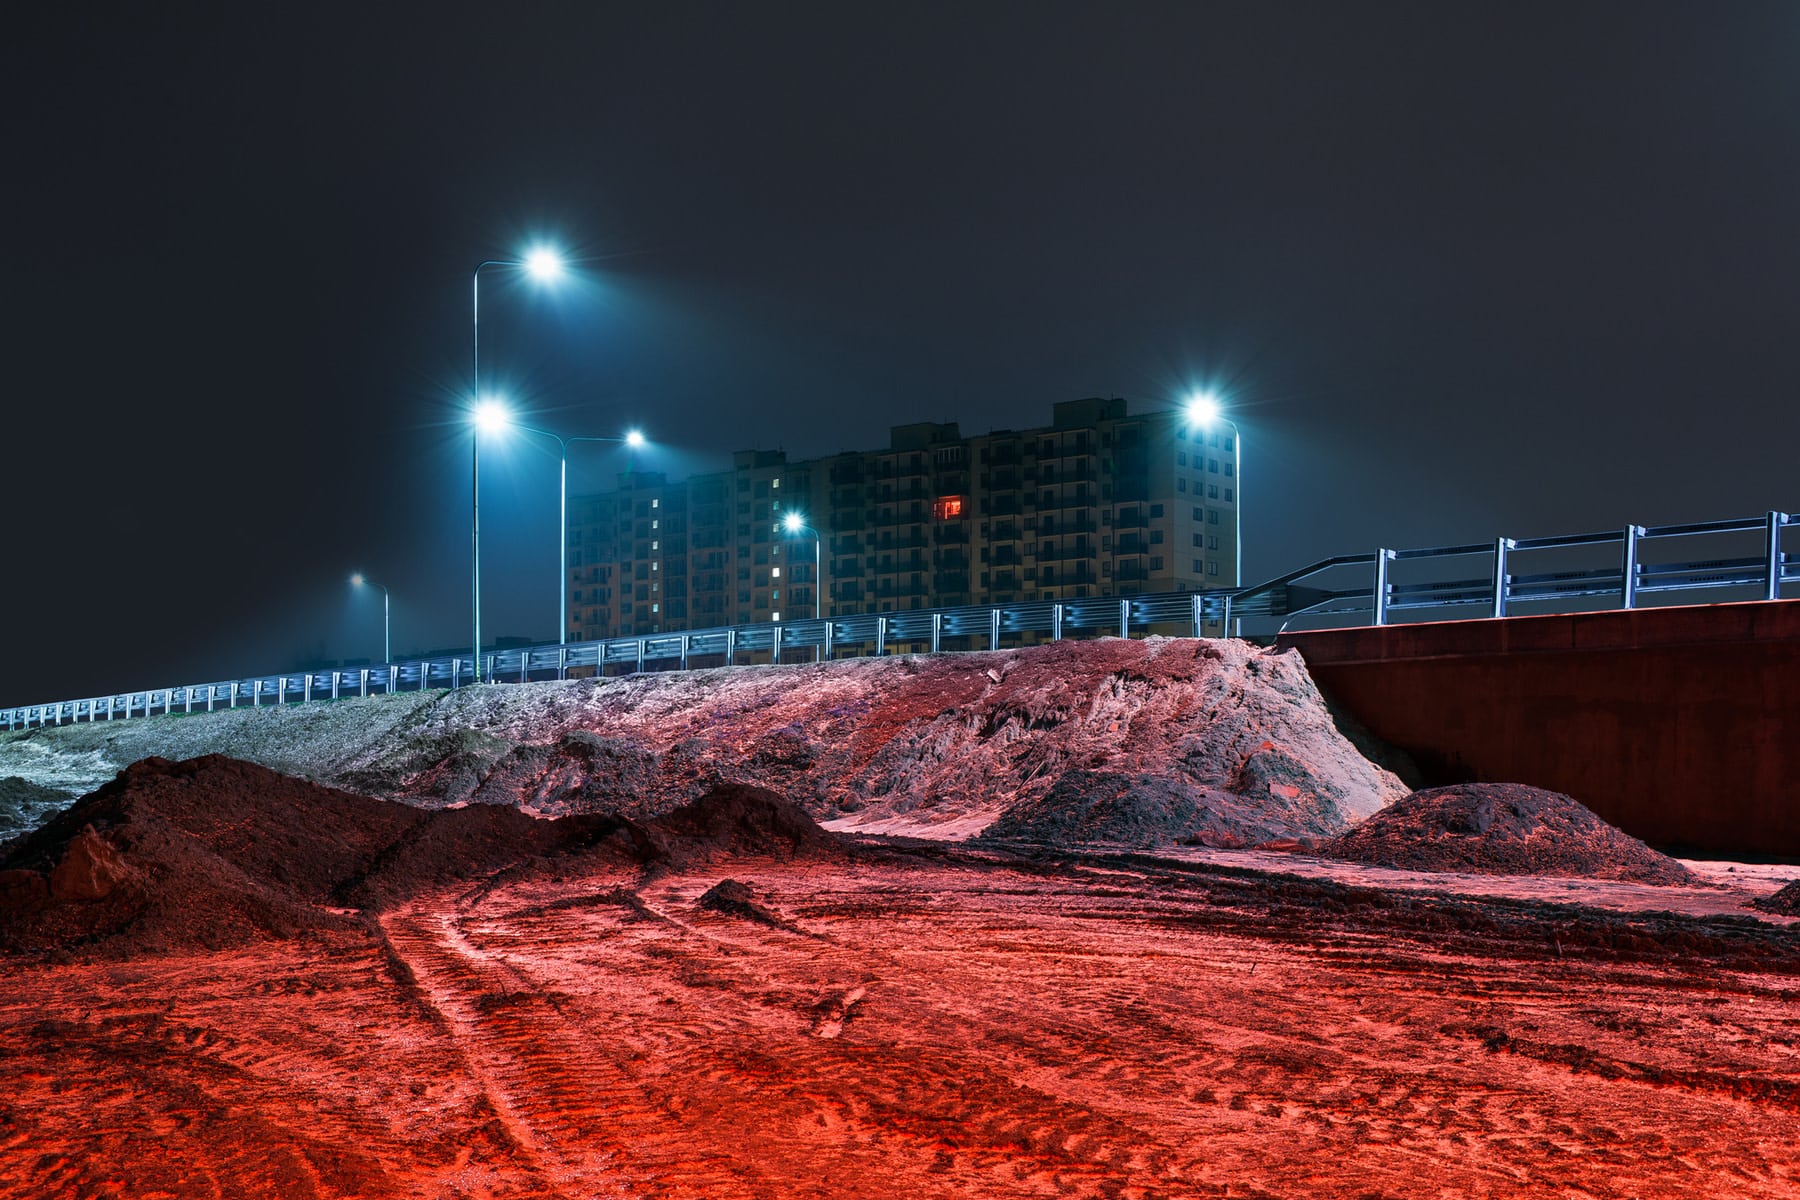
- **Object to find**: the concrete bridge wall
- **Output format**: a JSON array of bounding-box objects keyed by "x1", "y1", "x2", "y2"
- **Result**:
[{"x1": 1277, "y1": 600, "x2": 1800, "y2": 860}]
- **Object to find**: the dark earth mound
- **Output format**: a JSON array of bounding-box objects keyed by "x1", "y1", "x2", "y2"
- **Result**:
[
  {"x1": 0, "y1": 757, "x2": 844, "y2": 958},
  {"x1": 981, "y1": 770, "x2": 1284, "y2": 848},
  {"x1": 644, "y1": 782, "x2": 840, "y2": 864},
  {"x1": 1751, "y1": 880, "x2": 1800, "y2": 915},
  {"x1": 1322, "y1": 782, "x2": 1694, "y2": 885},
  {"x1": 696, "y1": 878, "x2": 791, "y2": 927}
]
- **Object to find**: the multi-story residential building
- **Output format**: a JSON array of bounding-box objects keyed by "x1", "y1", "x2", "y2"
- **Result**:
[{"x1": 567, "y1": 398, "x2": 1238, "y2": 642}]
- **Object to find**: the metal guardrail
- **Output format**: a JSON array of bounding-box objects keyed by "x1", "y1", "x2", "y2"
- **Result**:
[{"x1": 4, "y1": 509, "x2": 1793, "y2": 730}]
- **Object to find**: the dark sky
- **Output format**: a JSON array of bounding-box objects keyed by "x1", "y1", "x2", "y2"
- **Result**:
[{"x1": 4, "y1": 2, "x2": 1797, "y2": 704}]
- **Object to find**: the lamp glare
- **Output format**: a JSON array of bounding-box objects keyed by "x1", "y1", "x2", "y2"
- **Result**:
[
  {"x1": 524, "y1": 248, "x2": 564, "y2": 282},
  {"x1": 474, "y1": 400, "x2": 511, "y2": 433},
  {"x1": 1186, "y1": 393, "x2": 1223, "y2": 426},
  {"x1": 625, "y1": 429, "x2": 646, "y2": 449},
  {"x1": 784, "y1": 512, "x2": 804, "y2": 533}
]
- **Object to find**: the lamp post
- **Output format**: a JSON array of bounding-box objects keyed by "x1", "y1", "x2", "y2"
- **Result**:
[
  {"x1": 782, "y1": 512, "x2": 823, "y2": 660},
  {"x1": 470, "y1": 249, "x2": 564, "y2": 681},
  {"x1": 349, "y1": 573, "x2": 390, "y2": 665},
  {"x1": 488, "y1": 413, "x2": 648, "y2": 644}
]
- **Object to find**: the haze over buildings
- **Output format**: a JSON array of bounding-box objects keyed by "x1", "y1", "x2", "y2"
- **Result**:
[{"x1": 568, "y1": 398, "x2": 1239, "y2": 640}]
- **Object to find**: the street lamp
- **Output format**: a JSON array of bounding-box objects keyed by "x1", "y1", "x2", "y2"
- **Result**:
[
  {"x1": 349, "y1": 573, "x2": 390, "y2": 665},
  {"x1": 470, "y1": 248, "x2": 565, "y2": 681},
  {"x1": 782, "y1": 512, "x2": 823, "y2": 659},
  {"x1": 1183, "y1": 391, "x2": 1243, "y2": 589},
  {"x1": 489, "y1": 416, "x2": 651, "y2": 645}
]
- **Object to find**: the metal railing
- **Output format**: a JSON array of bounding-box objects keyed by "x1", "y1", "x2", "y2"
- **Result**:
[{"x1": 4, "y1": 509, "x2": 1793, "y2": 730}]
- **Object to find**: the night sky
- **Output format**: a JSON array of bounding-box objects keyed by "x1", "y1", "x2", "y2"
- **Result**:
[{"x1": 4, "y1": 2, "x2": 1797, "y2": 705}]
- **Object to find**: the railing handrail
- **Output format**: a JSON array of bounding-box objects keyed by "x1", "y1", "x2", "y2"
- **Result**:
[{"x1": 4, "y1": 508, "x2": 1792, "y2": 729}]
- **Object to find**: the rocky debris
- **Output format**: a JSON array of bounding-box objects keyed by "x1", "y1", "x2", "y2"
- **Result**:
[
  {"x1": 0, "y1": 757, "x2": 848, "y2": 958},
  {"x1": 0, "y1": 638, "x2": 1411, "y2": 850},
  {"x1": 1321, "y1": 783, "x2": 1695, "y2": 885},
  {"x1": 984, "y1": 770, "x2": 1295, "y2": 849},
  {"x1": 0, "y1": 776, "x2": 75, "y2": 845},
  {"x1": 1750, "y1": 881, "x2": 1800, "y2": 916}
]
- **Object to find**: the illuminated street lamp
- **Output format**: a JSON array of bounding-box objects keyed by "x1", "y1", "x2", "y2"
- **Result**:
[
  {"x1": 1183, "y1": 391, "x2": 1243, "y2": 589},
  {"x1": 470, "y1": 248, "x2": 565, "y2": 680},
  {"x1": 349, "y1": 573, "x2": 390, "y2": 665},
  {"x1": 495, "y1": 419, "x2": 651, "y2": 645},
  {"x1": 782, "y1": 512, "x2": 824, "y2": 659}
]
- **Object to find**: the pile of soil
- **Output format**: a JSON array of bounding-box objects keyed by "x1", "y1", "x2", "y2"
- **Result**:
[
  {"x1": 1321, "y1": 783, "x2": 1695, "y2": 885},
  {"x1": 0, "y1": 756, "x2": 844, "y2": 958},
  {"x1": 1751, "y1": 881, "x2": 1800, "y2": 916},
  {"x1": 0, "y1": 756, "x2": 419, "y2": 956},
  {"x1": 644, "y1": 783, "x2": 839, "y2": 865},
  {"x1": 982, "y1": 770, "x2": 1281, "y2": 848},
  {"x1": 696, "y1": 878, "x2": 790, "y2": 927}
]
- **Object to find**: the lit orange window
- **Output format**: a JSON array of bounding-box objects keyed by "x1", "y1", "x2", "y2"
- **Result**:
[{"x1": 933, "y1": 496, "x2": 965, "y2": 520}]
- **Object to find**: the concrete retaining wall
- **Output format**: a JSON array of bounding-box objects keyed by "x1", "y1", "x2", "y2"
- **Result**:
[{"x1": 1277, "y1": 600, "x2": 1800, "y2": 859}]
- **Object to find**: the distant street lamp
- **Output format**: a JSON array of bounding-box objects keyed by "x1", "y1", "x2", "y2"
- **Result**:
[
  {"x1": 492, "y1": 416, "x2": 651, "y2": 645},
  {"x1": 1183, "y1": 392, "x2": 1244, "y2": 589},
  {"x1": 782, "y1": 512, "x2": 823, "y2": 660},
  {"x1": 471, "y1": 248, "x2": 565, "y2": 681},
  {"x1": 349, "y1": 573, "x2": 390, "y2": 665}
]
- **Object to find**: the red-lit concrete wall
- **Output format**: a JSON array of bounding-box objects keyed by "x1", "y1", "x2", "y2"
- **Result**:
[{"x1": 1277, "y1": 600, "x2": 1800, "y2": 859}]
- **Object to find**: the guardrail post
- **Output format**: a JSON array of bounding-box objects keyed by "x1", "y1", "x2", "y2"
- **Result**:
[
  {"x1": 1222, "y1": 593, "x2": 1233, "y2": 638},
  {"x1": 1622, "y1": 524, "x2": 1643, "y2": 609},
  {"x1": 1373, "y1": 549, "x2": 1395, "y2": 626},
  {"x1": 485, "y1": 654, "x2": 495, "y2": 682},
  {"x1": 636, "y1": 639, "x2": 646, "y2": 673},
  {"x1": 989, "y1": 609, "x2": 1001, "y2": 651},
  {"x1": 1191, "y1": 593, "x2": 1203, "y2": 638},
  {"x1": 1119, "y1": 599, "x2": 1130, "y2": 639},
  {"x1": 680, "y1": 635, "x2": 691, "y2": 671},
  {"x1": 726, "y1": 629, "x2": 737, "y2": 666},
  {"x1": 823, "y1": 621, "x2": 834, "y2": 661},
  {"x1": 1492, "y1": 537, "x2": 1515, "y2": 619},
  {"x1": 520, "y1": 653, "x2": 529, "y2": 684},
  {"x1": 451, "y1": 658, "x2": 461, "y2": 690},
  {"x1": 557, "y1": 647, "x2": 568, "y2": 681},
  {"x1": 1052, "y1": 602, "x2": 1063, "y2": 641},
  {"x1": 772, "y1": 624, "x2": 783, "y2": 664},
  {"x1": 331, "y1": 672, "x2": 340, "y2": 701},
  {"x1": 876, "y1": 616, "x2": 888, "y2": 656},
  {"x1": 304, "y1": 676, "x2": 312, "y2": 703},
  {"x1": 357, "y1": 669, "x2": 368, "y2": 698},
  {"x1": 1767, "y1": 511, "x2": 1788, "y2": 601},
  {"x1": 927, "y1": 613, "x2": 939, "y2": 653}
]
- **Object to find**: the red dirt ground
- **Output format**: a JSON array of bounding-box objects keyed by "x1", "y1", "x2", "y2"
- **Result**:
[{"x1": 5, "y1": 859, "x2": 1800, "y2": 1194}]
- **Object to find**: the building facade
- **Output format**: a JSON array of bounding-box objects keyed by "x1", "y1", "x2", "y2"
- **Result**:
[{"x1": 567, "y1": 398, "x2": 1238, "y2": 642}]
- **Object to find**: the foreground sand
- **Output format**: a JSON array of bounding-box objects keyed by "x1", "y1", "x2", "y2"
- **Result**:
[{"x1": 3, "y1": 847, "x2": 1799, "y2": 1199}]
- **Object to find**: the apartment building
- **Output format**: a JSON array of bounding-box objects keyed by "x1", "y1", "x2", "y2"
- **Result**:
[{"x1": 567, "y1": 397, "x2": 1238, "y2": 641}]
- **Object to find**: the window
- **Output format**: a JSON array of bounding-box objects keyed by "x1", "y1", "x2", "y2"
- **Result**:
[
  {"x1": 652, "y1": 603, "x2": 659, "y2": 613},
  {"x1": 652, "y1": 498, "x2": 660, "y2": 508},
  {"x1": 772, "y1": 566, "x2": 780, "y2": 578},
  {"x1": 1208, "y1": 484, "x2": 1219, "y2": 499},
  {"x1": 1149, "y1": 504, "x2": 1163, "y2": 518},
  {"x1": 1193, "y1": 506, "x2": 1204, "y2": 521},
  {"x1": 1178, "y1": 479, "x2": 1187, "y2": 493},
  {"x1": 651, "y1": 540, "x2": 659, "y2": 551},
  {"x1": 1208, "y1": 510, "x2": 1220, "y2": 525},
  {"x1": 1209, "y1": 459, "x2": 1219, "y2": 473},
  {"x1": 1193, "y1": 533, "x2": 1204, "y2": 547},
  {"x1": 1178, "y1": 452, "x2": 1187, "y2": 466},
  {"x1": 1150, "y1": 557, "x2": 1163, "y2": 571},
  {"x1": 772, "y1": 478, "x2": 780, "y2": 489},
  {"x1": 1224, "y1": 463, "x2": 1234, "y2": 477},
  {"x1": 652, "y1": 519, "x2": 659, "y2": 529},
  {"x1": 1207, "y1": 561, "x2": 1220, "y2": 576},
  {"x1": 1150, "y1": 530, "x2": 1163, "y2": 544},
  {"x1": 1225, "y1": 488, "x2": 1234, "y2": 502},
  {"x1": 772, "y1": 611, "x2": 780, "y2": 621},
  {"x1": 1193, "y1": 559, "x2": 1204, "y2": 573},
  {"x1": 932, "y1": 496, "x2": 965, "y2": 519},
  {"x1": 1209, "y1": 535, "x2": 1220, "y2": 550}
]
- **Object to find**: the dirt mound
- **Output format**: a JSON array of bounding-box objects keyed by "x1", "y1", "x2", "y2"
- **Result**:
[
  {"x1": 1322, "y1": 783, "x2": 1695, "y2": 885},
  {"x1": 645, "y1": 783, "x2": 840, "y2": 864},
  {"x1": 1751, "y1": 881, "x2": 1800, "y2": 915},
  {"x1": 0, "y1": 756, "x2": 420, "y2": 956},
  {"x1": 0, "y1": 757, "x2": 847, "y2": 957},
  {"x1": 696, "y1": 878, "x2": 791, "y2": 927}
]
